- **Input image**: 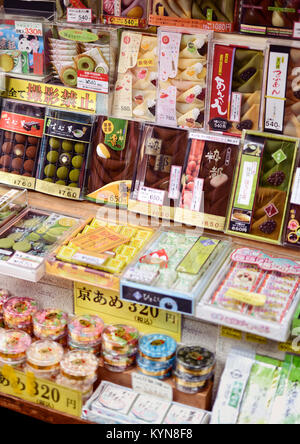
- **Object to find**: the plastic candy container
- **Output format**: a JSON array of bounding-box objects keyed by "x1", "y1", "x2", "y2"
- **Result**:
[
  {"x1": 3, "y1": 297, "x2": 38, "y2": 334},
  {"x1": 0, "y1": 329, "x2": 31, "y2": 365},
  {"x1": 68, "y1": 315, "x2": 104, "y2": 347},
  {"x1": 33, "y1": 309, "x2": 68, "y2": 341},
  {"x1": 68, "y1": 341, "x2": 101, "y2": 357},
  {"x1": 0, "y1": 290, "x2": 10, "y2": 327},
  {"x1": 57, "y1": 350, "x2": 99, "y2": 401},
  {"x1": 26, "y1": 340, "x2": 64, "y2": 379},
  {"x1": 174, "y1": 346, "x2": 215, "y2": 394},
  {"x1": 137, "y1": 334, "x2": 177, "y2": 380},
  {"x1": 102, "y1": 324, "x2": 139, "y2": 372}
]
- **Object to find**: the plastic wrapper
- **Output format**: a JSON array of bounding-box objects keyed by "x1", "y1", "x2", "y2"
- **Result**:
[
  {"x1": 112, "y1": 31, "x2": 158, "y2": 123},
  {"x1": 239, "y1": 0, "x2": 300, "y2": 38},
  {"x1": 85, "y1": 116, "x2": 142, "y2": 208},
  {"x1": 208, "y1": 41, "x2": 266, "y2": 136},
  {"x1": 226, "y1": 131, "x2": 298, "y2": 244},
  {"x1": 157, "y1": 28, "x2": 211, "y2": 129},
  {"x1": 100, "y1": 0, "x2": 148, "y2": 27}
]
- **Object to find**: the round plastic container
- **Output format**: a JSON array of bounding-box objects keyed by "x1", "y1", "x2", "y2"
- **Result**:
[
  {"x1": 137, "y1": 358, "x2": 173, "y2": 380},
  {"x1": 60, "y1": 350, "x2": 99, "y2": 385},
  {"x1": 26, "y1": 340, "x2": 64, "y2": 378},
  {"x1": 102, "y1": 324, "x2": 139, "y2": 355},
  {"x1": 68, "y1": 315, "x2": 104, "y2": 346},
  {"x1": 137, "y1": 354, "x2": 176, "y2": 372},
  {"x1": 176, "y1": 346, "x2": 215, "y2": 377},
  {"x1": 33, "y1": 309, "x2": 68, "y2": 340},
  {"x1": 0, "y1": 289, "x2": 10, "y2": 314},
  {"x1": 173, "y1": 372, "x2": 208, "y2": 394},
  {"x1": 0, "y1": 329, "x2": 31, "y2": 364},
  {"x1": 3, "y1": 297, "x2": 38, "y2": 333},
  {"x1": 102, "y1": 351, "x2": 136, "y2": 373},
  {"x1": 139, "y1": 334, "x2": 177, "y2": 362},
  {"x1": 56, "y1": 373, "x2": 94, "y2": 402},
  {"x1": 68, "y1": 339, "x2": 101, "y2": 357}
]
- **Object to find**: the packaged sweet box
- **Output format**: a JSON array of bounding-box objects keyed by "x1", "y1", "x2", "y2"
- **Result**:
[
  {"x1": 207, "y1": 39, "x2": 267, "y2": 136},
  {"x1": 0, "y1": 187, "x2": 27, "y2": 229},
  {"x1": 149, "y1": 0, "x2": 239, "y2": 33},
  {"x1": 156, "y1": 28, "x2": 212, "y2": 130},
  {"x1": 175, "y1": 132, "x2": 241, "y2": 231},
  {"x1": 239, "y1": 0, "x2": 300, "y2": 39},
  {"x1": 0, "y1": 99, "x2": 45, "y2": 190},
  {"x1": 0, "y1": 207, "x2": 80, "y2": 282},
  {"x1": 283, "y1": 154, "x2": 300, "y2": 249},
  {"x1": 35, "y1": 108, "x2": 95, "y2": 201},
  {"x1": 46, "y1": 217, "x2": 155, "y2": 291},
  {"x1": 84, "y1": 116, "x2": 142, "y2": 208},
  {"x1": 128, "y1": 125, "x2": 189, "y2": 220},
  {"x1": 100, "y1": 0, "x2": 149, "y2": 27},
  {"x1": 197, "y1": 246, "x2": 300, "y2": 341},
  {"x1": 120, "y1": 228, "x2": 232, "y2": 315},
  {"x1": 226, "y1": 131, "x2": 299, "y2": 245},
  {"x1": 112, "y1": 30, "x2": 158, "y2": 123}
]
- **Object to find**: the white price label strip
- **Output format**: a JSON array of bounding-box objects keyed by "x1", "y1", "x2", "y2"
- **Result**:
[
  {"x1": 67, "y1": 8, "x2": 92, "y2": 23},
  {"x1": 15, "y1": 22, "x2": 43, "y2": 37}
]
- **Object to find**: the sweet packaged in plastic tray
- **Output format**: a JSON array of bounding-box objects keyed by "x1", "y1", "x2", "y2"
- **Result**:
[
  {"x1": 85, "y1": 116, "x2": 142, "y2": 208},
  {"x1": 207, "y1": 40, "x2": 266, "y2": 136},
  {"x1": 120, "y1": 228, "x2": 231, "y2": 315},
  {"x1": 197, "y1": 247, "x2": 300, "y2": 341},
  {"x1": 226, "y1": 131, "x2": 299, "y2": 245},
  {"x1": 0, "y1": 187, "x2": 27, "y2": 229},
  {"x1": 157, "y1": 28, "x2": 211, "y2": 130},
  {"x1": 112, "y1": 31, "x2": 158, "y2": 123}
]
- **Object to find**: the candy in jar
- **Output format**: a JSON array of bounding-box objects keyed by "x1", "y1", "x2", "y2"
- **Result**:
[
  {"x1": 68, "y1": 314, "x2": 104, "y2": 346},
  {"x1": 3, "y1": 297, "x2": 38, "y2": 334},
  {"x1": 33, "y1": 308, "x2": 68, "y2": 341},
  {"x1": 26, "y1": 339, "x2": 64, "y2": 379},
  {"x1": 0, "y1": 329, "x2": 31, "y2": 365}
]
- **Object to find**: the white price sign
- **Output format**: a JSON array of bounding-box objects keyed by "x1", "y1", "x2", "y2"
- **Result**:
[
  {"x1": 67, "y1": 8, "x2": 92, "y2": 23},
  {"x1": 138, "y1": 186, "x2": 165, "y2": 206},
  {"x1": 77, "y1": 71, "x2": 109, "y2": 94},
  {"x1": 15, "y1": 22, "x2": 43, "y2": 37}
]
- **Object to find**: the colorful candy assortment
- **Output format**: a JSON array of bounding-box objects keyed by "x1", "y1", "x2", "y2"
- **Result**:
[
  {"x1": 3, "y1": 297, "x2": 38, "y2": 335},
  {"x1": 0, "y1": 329, "x2": 32, "y2": 365},
  {"x1": 102, "y1": 324, "x2": 139, "y2": 372},
  {"x1": 26, "y1": 340, "x2": 64, "y2": 379},
  {"x1": 33, "y1": 309, "x2": 68, "y2": 341}
]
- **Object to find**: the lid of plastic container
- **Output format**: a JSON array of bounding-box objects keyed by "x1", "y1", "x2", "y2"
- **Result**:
[
  {"x1": 139, "y1": 334, "x2": 177, "y2": 359},
  {"x1": 68, "y1": 315, "x2": 104, "y2": 338},
  {"x1": 60, "y1": 350, "x2": 99, "y2": 378},
  {"x1": 33, "y1": 309, "x2": 68, "y2": 329},
  {"x1": 176, "y1": 346, "x2": 215, "y2": 371},
  {"x1": 26, "y1": 340, "x2": 64, "y2": 367},
  {"x1": 0, "y1": 329, "x2": 31, "y2": 355},
  {"x1": 102, "y1": 324, "x2": 139, "y2": 349},
  {"x1": 4, "y1": 297, "x2": 38, "y2": 317}
]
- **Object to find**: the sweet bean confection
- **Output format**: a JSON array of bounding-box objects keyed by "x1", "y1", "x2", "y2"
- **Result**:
[
  {"x1": 226, "y1": 131, "x2": 298, "y2": 244},
  {"x1": 137, "y1": 334, "x2": 177, "y2": 380},
  {"x1": 0, "y1": 100, "x2": 45, "y2": 188},
  {"x1": 129, "y1": 125, "x2": 189, "y2": 217},
  {"x1": 113, "y1": 31, "x2": 158, "y2": 122},
  {"x1": 101, "y1": 0, "x2": 148, "y2": 27},
  {"x1": 0, "y1": 329, "x2": 32, "y2": 366},
  {"x1": 174, "y1": 346, "x2": 215, "y2": 394},
  {"x1": 33, "y1": 308, "x2": 68, "y2": 341},
  {"x1": 176, "y1": 134, "x2": 240, "y2": 231},
  {"x1": 208, "y1": 42, "x2": 265, "y2": 135},
  {"x1": 85, "y1": 116, "x2": 142, "y2": 207},
  {"x1": 25, "y1": 340, "x2": 64, "y2": 379},
  {"x1": 102, "y1": 324, "x2": 139, "y2": 372},
  {"x1": 36, "y1": 109, "x2": 94, "y2": 200},
  {"x1": 239, "y1": 0, "x2": 300, "y2": 38},
  {"x1": 3, "y1": 297, "x2": 38, "y2": 334},
  {"x1": 157, "y1": 29, "x2": 210, "y2": 129}
]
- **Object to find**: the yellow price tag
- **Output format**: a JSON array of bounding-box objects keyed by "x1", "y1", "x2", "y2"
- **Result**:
[
  {"x1": 74, "y1": 283, "x2": 182, "y2": 342},
  {"x1": 221, "y1": 326, "x2": 243, "y2": 341},
  {"x1": 137, "y1": 58, "x2": 155, "y2": 68},
  {"x1": 0, "y1": 171, "x2": 36, "y2": 190},
  {"x1": 0, "y1": 366, "x2": 82, "y2": 417}
]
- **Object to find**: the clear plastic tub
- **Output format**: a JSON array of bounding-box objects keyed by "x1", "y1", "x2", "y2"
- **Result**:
[
  {"x1": 176, "y1": 346, "x2": 215, "y2": 377},
  {"x1": 0, "y1": 329, "x2": 31, "y2": 364},
  {"x1": 173, "y1": 372, "x2": 208, "y2": 394},
  {"x1": 3, "y1": 297, "x2": 38, "y2": 332},
  {"x1": 26, "y1": 340, "x2": 64, "y2": 378},
  {"x1": 0, "y1": 290, "x2": 11, "y2": 314},
  {"x1": 68, "y1": 315, "x2": 104, "y2": 346},
  {"x1": 33, "y1": 308, "x2": 68, "y2": 340},
  {"x1": 102, "y1": 325, "x2": 139, "y2": 356},
  {"x1": 103, "y1": 351, "x2": 136, "y2": 373},
  {"x1": 68, "y1": 339, "x2": 102, "y2": 357},
  {"x1": 56, "y1": 373, "x2": 94, "y2": 403},
  {"x1": 59, "y1": 350, "x2": 99, "y2": 386}
]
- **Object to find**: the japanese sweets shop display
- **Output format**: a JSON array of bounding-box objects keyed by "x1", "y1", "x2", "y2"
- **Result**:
[
  {"x1": 0, "y1": 208, "x2": 79, "y2": 281},
  {"x1": 35, "y1": 108, "x2": 94, "y2": 200},
  {"x1": 175, "y1": 133, "x2": 240, "y2": 231},
  {"x1": 208, "y1": 40, "x2": 266, "y2": 136},
  {"x1": 226, "y1": 131, "x2": 299, "y2": 245},
  {"x1": 120, "y1": 229, "x2": 231, "y2": 315},
  {"x1": 198, "y1": 246, "x2": 300, "y2": 341},
  {"x1": 0, "y1": 99, "x2": 45, "y2": 190},
  {"x1": 100, "y1": 0, "x2": 149, "y2": 27},
  {"x1": 239, "y1": 0, "x2": 300, "y2": 39},
  {"x1": 157, "y1": 29, "x2": 210, "y2": 130},
  {"x1": 112, "y1": 31, "x2": 158, "y2": 123},
  {"x1": 264, "y1": 42, "x2": 300, "y2": 138},
  {"x1": 149, "y1": 0, "x2": 238, "y2": 32},
  {"x1": 128, "y1": 125, "x2": 189, "y2": 218},
  {"x1": 85, "y1": 116, "x2": 142, "y2": 208}
]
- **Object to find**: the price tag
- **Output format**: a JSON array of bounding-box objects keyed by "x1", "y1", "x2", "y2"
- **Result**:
[
  {"x1": 132, "y1": 373, "x2": 173, "y2": 402},
  {"x1": 137, "y1": 186, "x2": 165, "y2": 206},
  {"x1": 0, "y1": 172, "x2": 36, "y2": 190},
  {"x1": 74, "y1": 283, "x2": 182, "y2": 342},
  {"x1": 67, "y1": 8, "x2": 92, "y2": 24},
  {"x1": 221, "y1": 326, "x2": 243, "y2": 340},
  {"x1": 35, "y1": 180, "x2": 81, "y2": 200},
  {"x1": 77, "y1": 72, "x2": 109, "y2": 94},
  {"x1": 109, "y1": 17, "x2": 139, "y2": 27},
  {"x1": 15, "y1": 21, "x2": 43, "y2": 37},
  {"x1": 0, "y1": 366, "x2": 82, "y2": 417}
]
